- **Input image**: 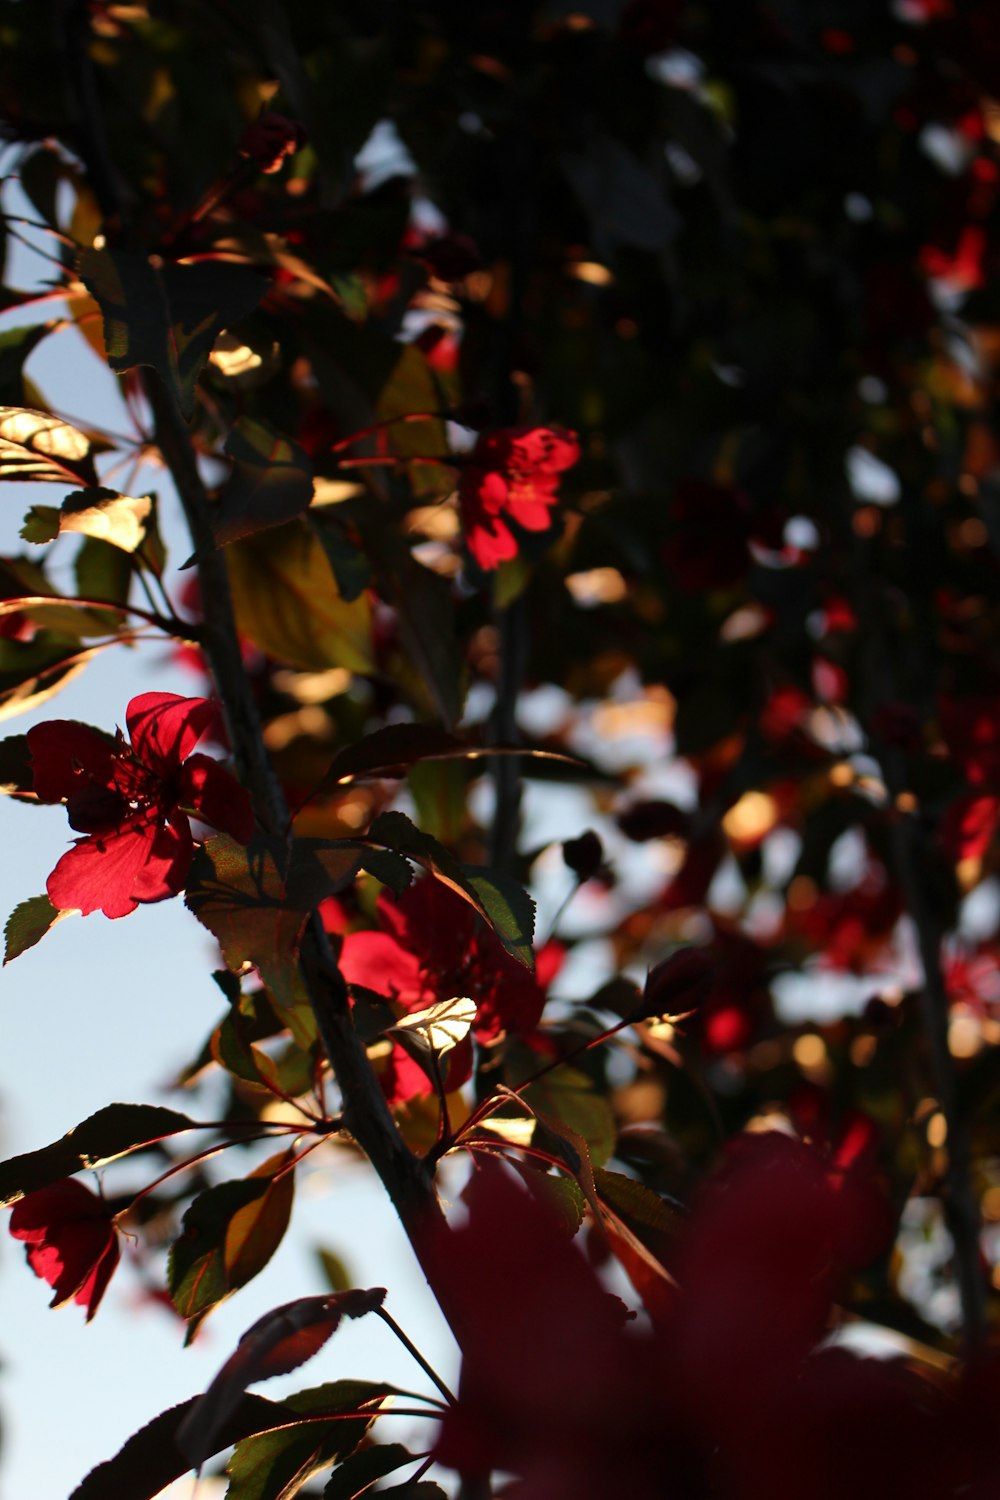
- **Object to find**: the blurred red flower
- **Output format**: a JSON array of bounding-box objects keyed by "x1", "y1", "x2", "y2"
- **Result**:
[
  {"x1": 9, "y1": 1180, "x2": 119, "y2": 1321},
  {"x1": 28, "y1": 692, "x2": 255, "y2": 919},
  {"x1": 458, "y1": 426, "x2": 578, "y2": 569}
]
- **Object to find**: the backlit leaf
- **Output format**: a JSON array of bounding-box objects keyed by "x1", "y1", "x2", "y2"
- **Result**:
[
  {"x1": 78, "y1": 247, "x2": 267, "y2": 418},
  {"x1": 168, "y1": 1163, "x2": 296, "y2": 1335},
  {"x1": 58, "y1": 487, "x2": 152, "y2": 552},
  {"x1": 0, "y1": 406, "x2": 97, "y2": 485},
  {"x1": 69, "y1": 1393, "x2": 289, "y2": 1500},
  {"x1": 4, "y1": 892, "x2": 67, "y2": 963},
  {"x1": 0, "y1": 636, "x2": 102, "y2": 721},
  {"x1": 390, "y1": 996, "x2": 477, "y2": 1056},
  {"x1": 227, "y1": 521, "x2": 373, "y2": 673},
  {"x1": 517, "y1": 1062, "x2": 617, "y2": 1169},
  {"x1": 0, "y1": 1102, "x2": 204, "y2": 1205},
  {"x1": 225, "y1": 1380, "x2": 386, "y2": 1500}
]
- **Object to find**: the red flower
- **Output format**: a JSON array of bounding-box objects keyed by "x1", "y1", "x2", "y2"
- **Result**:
[
  {"x1": 458, "y1": 426, "x2": 578, "y2": 569},
  {"x1": 9, "y1": 1180, "x2": 120, "y2": 1321},
  {"x1": 332, "y1": 880, "x2": 555, "y2": 1105},
  {"x1": 28, "y1": 692, "x2": 255, "y2": 919}
]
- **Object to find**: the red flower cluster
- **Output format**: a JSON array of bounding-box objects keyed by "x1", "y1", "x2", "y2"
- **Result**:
[
  {"x1": 9, "y1": 1180, "x2": 119, "y2": 1321},
  {"x1": 458, "y1": 426, "x2": 579, "y2": 569},
  {"x1": 28, "y1": 692, "x2": 254, "y2": 919},
  {"x1": 334, "y1": 879, "x2": 556, "y2": 1105}
]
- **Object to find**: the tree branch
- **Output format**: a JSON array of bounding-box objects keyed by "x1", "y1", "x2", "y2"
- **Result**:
[{"x1": 144, "y1": 376, "x2": 447, "y2": 1252}]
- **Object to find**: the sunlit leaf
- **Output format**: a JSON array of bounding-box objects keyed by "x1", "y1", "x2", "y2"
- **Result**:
[
  {"x1": 57, "y1": 487, "x2": 153, "y2": 552},
  {"x1": 168, "y1": 1164, "x2": 295, "y2": 1335},
  {"x1": 0, "y1": 1102, "x2": 204, "y2": 1206},
  {"x1": 390, "y1": 996, "x2": 477, "y2": 1056},
  {"x1": 78, "y1": 247, "x2": 267, "y2": 418},
  {"x1": 0, "y1": 406, "x2": 97, "y2": 485},
  {"x1": 4, "y1": 892, "x2": 68, "y2": 963},
  {"x1": 227, "y1": 521, "x2": 373, "y2": 673}
]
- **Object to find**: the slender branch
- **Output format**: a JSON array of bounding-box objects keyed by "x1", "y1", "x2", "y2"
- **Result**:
[{"x1": 142, "y1": 372, "x2": 449, "y2": 1264}]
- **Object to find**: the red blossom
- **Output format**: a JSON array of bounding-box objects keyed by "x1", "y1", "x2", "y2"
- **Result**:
[
  {"x1": 458, "y1": 426, "x2": 578, "y2": 570},
  {"x1": 332, "y1": 879, "x2": 555, "y2": 1105},
  {"x1": 9, "y1": 1180, "x2": 119, "y2": 1321},
  {"x1": 28, "y1": 692, "x2": 255, "y2": 919}
]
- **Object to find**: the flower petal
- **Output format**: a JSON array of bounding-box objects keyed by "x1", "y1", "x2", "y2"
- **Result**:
[
  {"x1": 178, "y1": 754, "x2": 255, "y2": 842},
  {"x1": 126, "y1": 693, "x2": 218, "y2": 776},
  {"x1": 27, "y1": 720, "x2": 118, "y2": 804},
  {"x1": 503, "y1": 496, "x2": 558, "y2": 532},
  {"x1": 45, "y1": 816, "x2": 193, "y2": 918},
  {"x1": 340, "y1": 930, "x2": 428, "y2": 1008}
]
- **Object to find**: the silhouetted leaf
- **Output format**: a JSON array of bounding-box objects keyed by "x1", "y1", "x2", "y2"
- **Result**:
[
  {"x1": 227, "y1": 521, "x2": 373, "y2": 673},
  {"x1": 69, "y1": 1393, "x2": 288, "y2": 1500},
  {"x1": 0, "y1": 323, "x2": 52, "y2": 405},
  {"x1": 211, "y1": 417, "x2": 315, "y2": 547},
  {"x1": 323, "y1": 1443, "x2": 415, "y2": 1500},
  {"x1": 0, "y1": 1102, "x2": 203, "y2": 1205},
  {"x1": 78, "y1": 247, "x2": 267, "y2": 418},
  {"x1": 0, "y1": 732, "x2": 33, "y2": 795},
  {"x1": 314, "y1": 514, "x2": 371, "y2": 602},
  {"x1": 178, "y1": 1295, "x2": 386, "y2": 1467},
  {"x1": 367, "y1": 811, "x2": 535, "y2": 967},
  {"x1": 4, "y1": 892, "x2": 66, "y2": 962}
]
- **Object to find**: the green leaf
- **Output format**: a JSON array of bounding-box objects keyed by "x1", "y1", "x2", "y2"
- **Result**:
[
  {"x1": 367, "y1": 811, "x2": 535, "y2": 968},
  {"x1": 69, "y1": 1393, "x2": 291, "y2": 1500},
  {"x1": 593, "y1": 1169, "x2": 683, "y2": 1243},
  {"x1": 210, "y1": 417, "x2": 315, "y2": 548},
  {"x1": 0, "y1": 406, "x2": 98, "y2": 485},
  {"x1": 226, "y1": 1382, "x2": 383, "y2": 1500},
  {"x1": 75, "y1": 535, "x2": 132, "y2": 615},
  {"x1": 168, "y1": 1156, "x2": 296, "y2": 1333},
  {"x1": 78, "y1": 247, "x2": 267, "y2": 418},
  {"x1": 323, "y1": 1443, "x2": 415, "y2": 1500},
  {"x1": 4, "y1": 892, "x2": 66, "y2": 962},
  {"x1": 315, "y1": 1246, "x2": 354, "y2": 1294},
  {"x1": 515, "y1": 1060, "x2": 617, "y2": 1170},
  {"x1": 19, "y1": 504, "x2": 60, "y2": 542},
  {"x1": 0, "y1": 1102, "x2": 204, "y2": 1206},
  {"x1": 227, "y1": 521, "x2": 373, "y2": 673},
  {"x1": 185, "y1": 833, "x2": 363, "y2": 1042}
]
